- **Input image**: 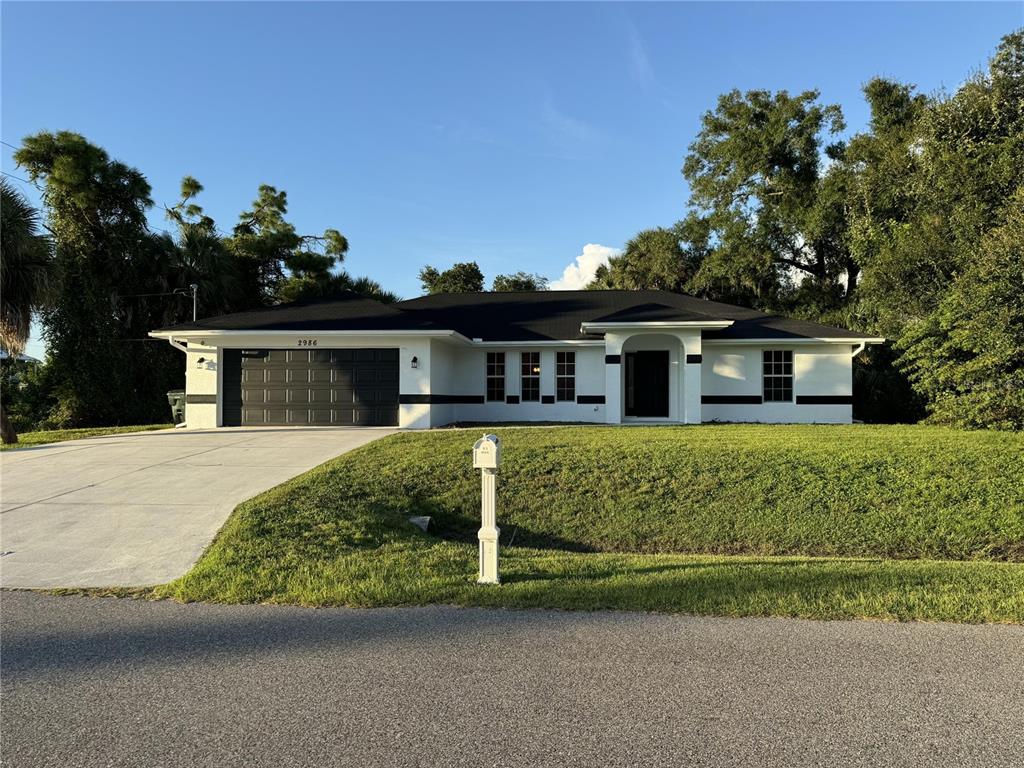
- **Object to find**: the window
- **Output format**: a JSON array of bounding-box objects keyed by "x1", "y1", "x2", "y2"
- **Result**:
[
  {"x1": 763, "y1": 350, "x2": 793, "y2": 402},
  {"x1": 556, "y1": 351, "x2": 575, "y2": 401},
  {"x1": 521, "y1": 351, "x2": 540, "y2": 402},
  {"x1": 486, "y1": 352, "x2": 505, "y2": 401}
]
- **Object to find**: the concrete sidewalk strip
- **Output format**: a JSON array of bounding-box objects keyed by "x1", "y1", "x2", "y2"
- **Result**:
[{"x1": 0, "y1": 427, "x2": 396, "y2": 588}]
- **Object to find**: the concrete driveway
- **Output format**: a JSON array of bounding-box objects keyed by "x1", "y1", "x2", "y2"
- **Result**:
[{"x1": 0, "y1": 427, "x2": 396, "y2": 588}]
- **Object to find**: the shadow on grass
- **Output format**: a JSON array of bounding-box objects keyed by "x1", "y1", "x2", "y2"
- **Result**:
[
  {"x1": 498, "y1": 557, "x2": 885, "y2": 585},
  {"x1": 472, "y1": 556, "x2": 963, "y2": 619},
  {"x1": 407, "y1": 497, "x2": 599, "y2": 553}
]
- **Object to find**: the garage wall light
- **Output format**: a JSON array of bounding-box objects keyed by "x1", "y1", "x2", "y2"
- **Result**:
[
  {"x1": 196, "y1": 357, "x2": 206, "y2": 368},
  {"x1": 411, "y1": 356, "x2": 419, "y2": 369}
]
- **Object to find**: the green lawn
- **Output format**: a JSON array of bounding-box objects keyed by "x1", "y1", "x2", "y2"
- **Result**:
[
  {"x1": 1, "y1": 424, "x2": 174, "y2": 450},
  {"x1": 154, "y1": 425, "x2": 1024, "y2": 622}
]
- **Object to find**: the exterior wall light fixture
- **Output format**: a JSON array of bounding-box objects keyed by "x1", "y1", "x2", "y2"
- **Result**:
[{"x1": 411, "y1": 356, "x2": 419, "y2": 369}]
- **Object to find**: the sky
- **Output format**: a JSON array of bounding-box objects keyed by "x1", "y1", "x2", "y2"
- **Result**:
[{"x1": 3, "y1": 1, "x2": 1021, "y2": 360}]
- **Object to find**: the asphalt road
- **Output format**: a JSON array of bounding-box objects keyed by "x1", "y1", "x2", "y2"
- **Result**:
[{"x1": 2, "y1": 592, "x2": 1022, "y2": 768}]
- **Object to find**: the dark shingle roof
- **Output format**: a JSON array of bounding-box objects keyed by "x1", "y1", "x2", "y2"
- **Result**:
[
  {"x1": 587, "y1": 302, "x2": 721, "y2": 324},
  {"x1": 155, "y1": 293, "x2": 440, "y2": 333},
  {"x1": 396, "y1": 291, "x2": 870, "y2": 341},
  {"x1": 155, "y1": 289, "x2": 873, "y2": 342}
]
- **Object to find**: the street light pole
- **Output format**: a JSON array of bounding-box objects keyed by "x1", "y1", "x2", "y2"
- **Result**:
[{"x1": 190, "y1": 283, "x2": 198, "y2": 322}]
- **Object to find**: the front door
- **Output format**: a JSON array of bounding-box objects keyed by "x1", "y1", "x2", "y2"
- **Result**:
[{"x1": 625, "y1": 351, "x2": 670, "y2": 417}]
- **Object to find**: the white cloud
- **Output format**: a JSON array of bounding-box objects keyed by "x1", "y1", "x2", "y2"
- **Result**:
[
  {"x1": 550, "y1": 244, "x2": 621, "y2": 290},
  {"x1": 541, "y1": 95, "x2": 601, "y2": 146},
  {"x1": 625, "y1": 18, "x2": 655, "y2": 92}
]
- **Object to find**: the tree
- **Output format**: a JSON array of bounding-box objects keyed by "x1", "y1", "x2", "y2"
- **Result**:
[
  {"x1": 848, "y1": 31, "x2": 1024, "y2": 428},
  {"x1": 12, "y1": 133, "x2": 401, "y2": 427},
  {"x1": 491, "y1": 272, "x2": 548, "y2": 292},
  {"x1": 585, "y1": 227, "x2": 701, "y2": 293},
  {"x1": 14, "y1": 131, "x2": 177, "y2": 427},
  {"x1": 0, "y1": 179, "x2": 54, "y2": 443},
  {"x1": 835, "y1": 79, "x2": 932, "y2": 337},
  {"x1": 898, "y1": 187, "x2": 1024, "y2": 429},
  {"x1": 164, "y1": 176, "x2": 243, "y2": 318},
  {"x1": 419, "y1": 262, "x2": 484, "y2": 294},
  {"x1": 226, "y1": 184, "x2": 348, "y2": 307},
  {"x1": 682, "y1": 89, "x2": 852, "y2": 309}
]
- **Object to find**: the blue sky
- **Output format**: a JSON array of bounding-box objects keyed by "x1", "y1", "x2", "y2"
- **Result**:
[{"x1": 3, "y1": 1, "x2": 1020, "y2": 359}]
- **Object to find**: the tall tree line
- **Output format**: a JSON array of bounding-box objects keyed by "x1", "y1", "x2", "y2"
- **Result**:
[
  {"x1": 593, "y1": 30, "x2": 1023, "y2": 429},
  {"x1": 3, "y1": 131, "x2": 395, "y2": 434}
]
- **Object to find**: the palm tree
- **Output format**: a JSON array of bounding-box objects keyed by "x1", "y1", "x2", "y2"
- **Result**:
[{"x1": 1, "y1": 178, "x2": 54, "y2": 443}]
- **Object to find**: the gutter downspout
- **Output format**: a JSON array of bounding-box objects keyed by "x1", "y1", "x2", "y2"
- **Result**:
[{"x1": 167, "y1": 336, "x2": 188, "y2": 354}]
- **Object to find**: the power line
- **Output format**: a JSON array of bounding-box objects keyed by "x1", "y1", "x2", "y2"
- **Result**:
[
  {"x1": 0, "y1": 140, "x2": 18, "y2": 150},
  {"x1": 1, "y1": 169, "x2": 31, "y2": 184},
  {"x1": 118, "y1": 290, "x2": 190, "y2": 299}
]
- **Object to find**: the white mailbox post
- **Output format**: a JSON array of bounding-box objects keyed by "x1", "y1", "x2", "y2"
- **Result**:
[{"x1": 472, "y1": 434, "x2": 502, "y2": 584}]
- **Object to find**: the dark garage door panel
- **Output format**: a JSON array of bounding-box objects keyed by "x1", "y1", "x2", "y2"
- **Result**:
[{"x1": 223, "y1": 348, "x2": 399, "y2": 426}]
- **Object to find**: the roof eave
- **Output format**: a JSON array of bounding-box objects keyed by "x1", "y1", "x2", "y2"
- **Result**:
[
  {"x1": 149, "y1": 328, "x2": 474, "y2": 343},
  {"x1": 702, "y1": 336, "x2": 886, "y2": 345}
]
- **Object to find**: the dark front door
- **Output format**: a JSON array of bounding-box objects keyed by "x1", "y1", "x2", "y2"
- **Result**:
[
  {"x1": 625, "y1": 351, "x2": 670, "y2": 417},
  {"x1": 222, "y1": 348, "x2": 399, "y2": 426}
]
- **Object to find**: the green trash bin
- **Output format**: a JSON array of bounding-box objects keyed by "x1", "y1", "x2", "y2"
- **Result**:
[{"x1": 167, "y1": 389, "x2": 186, "y2": 425}]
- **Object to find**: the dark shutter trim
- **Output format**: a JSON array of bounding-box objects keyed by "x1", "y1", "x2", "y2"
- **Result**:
[
  {"x1": 541, "y1": 395, "x2": 556, "y2": 404},
  {"x1": 577, "y1": 395, "x2": 605, "y2": 404},
  {"x1": 398, "y1": 394, "x2": 485, "y2": 405},
  {"x1": 795, "y1": 395, "x2": 854, "y2": 405},
  {"x1": 185, "y1": 394, "x2": 217, "y2": 404},
  {"x1": 505, "y1": 395, "x2": 520, "y2": 404},
  {"x1": 605, "y1": 354, "x2": 621, "y2": 364},
  {"x1": 685, "y1": 354, "x2": 703, "y2": 364},
  {"x1": 701, "y1": 395, "x2": 763, "y2": 405}
]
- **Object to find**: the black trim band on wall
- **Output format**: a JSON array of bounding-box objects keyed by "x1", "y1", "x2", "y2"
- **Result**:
[
  {"x1": 577, "y1": 395, "x2": 606, "y2": 404},
  {"x1": 398, "y1": 394, "x2": 485, "y2": 405},
  {"x1": 505, "y1": 395, "x2": 520, "y2": 404},
  {"x1": 796, "y1": 395, "x2": 854, "y2": 405},
  {"x1": 701, "y1": 395, "x2": 763, "y2": 405},
  {"x1": 685, "y1": 354, "x2": 703, "y2": 364},
  {"x1": 185, "y1": 394, "x2": 217, "y2": 404},
  {"x1": 605, "y1": 354, "x2": 621, "y2": 364},
  {"x1": 541, "y1": 395, "x2": 556, "y2": 404}
]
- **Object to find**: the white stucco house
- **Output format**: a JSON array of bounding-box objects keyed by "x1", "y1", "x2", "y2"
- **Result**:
[{"x1": 150, "y1": 290, "x2": 883, "y2": 429}]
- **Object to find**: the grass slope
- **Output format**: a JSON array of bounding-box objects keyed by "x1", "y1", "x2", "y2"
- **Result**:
[
  {"x1": 156, "y1": 425, "x2": 1024, "y2": 622},
  {"x1": 0, "y1": 424, "x2": 173, "y2": 450}
]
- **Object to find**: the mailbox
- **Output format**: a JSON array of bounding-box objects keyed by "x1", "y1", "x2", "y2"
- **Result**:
[
  {"x1": 473, "y1": 433, "x2": 501, "y2": 584},
  {"x1": 472, "y1": 434, "x2": 501, "y2": 470}
]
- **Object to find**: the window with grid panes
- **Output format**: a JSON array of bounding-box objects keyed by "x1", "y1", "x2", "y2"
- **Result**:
[
  {"x1": 521, "y1": 351, "x2": 540, "y2": 401},
  {"x1": 556, "y1": 351, "x2": 575, "y2": 401},
  {"x1": 762, "y1": 350, "x2": 793, "y2": 402},
  {"x1": 486, "y1": 352, "x2": 505, "y2": 401}
]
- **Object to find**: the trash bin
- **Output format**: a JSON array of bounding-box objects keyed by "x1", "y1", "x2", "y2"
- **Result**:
[{"x1": 167, "y1": 390, "x2": 186, "y2": 425}]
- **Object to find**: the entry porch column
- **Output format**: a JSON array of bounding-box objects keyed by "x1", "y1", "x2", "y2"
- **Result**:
[
  {"x1": 677, "y1": 330, "x2": 702, "y2": 424},
  {"x1": 603, "y1": 332, "x2": 627, "y2": 424}
]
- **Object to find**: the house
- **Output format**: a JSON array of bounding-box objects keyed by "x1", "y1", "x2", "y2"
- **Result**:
[{"x1": 150, "y1": 290, "x2": 883, "y2": 429}]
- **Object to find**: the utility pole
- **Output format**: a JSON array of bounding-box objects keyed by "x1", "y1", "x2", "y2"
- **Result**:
[{"x1": 174, "y1": 284, "x2": 199, "y2": 321}]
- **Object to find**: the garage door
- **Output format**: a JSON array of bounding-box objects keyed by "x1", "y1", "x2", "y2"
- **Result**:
[{"x1": 222, "y1": 348, "x2": 399, "y2": 426}]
